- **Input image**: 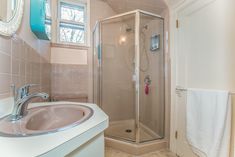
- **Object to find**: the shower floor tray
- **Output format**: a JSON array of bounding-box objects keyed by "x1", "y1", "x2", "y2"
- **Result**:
[{"x1": 105, "y1": 119, "x2": 161, "y2": 142}]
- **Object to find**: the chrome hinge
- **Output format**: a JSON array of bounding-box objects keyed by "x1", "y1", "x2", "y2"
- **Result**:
[
  {"x1": 176, "y1": 20, "x2": 179, "y2": 28},
  {"x1": 175, "y1": 131, "x2": 178, "y2": 139}
]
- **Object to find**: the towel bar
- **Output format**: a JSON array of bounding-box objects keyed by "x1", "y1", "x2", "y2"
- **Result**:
[{"x1": 175, "y1": 86, "x2": 235, "y2": 95}]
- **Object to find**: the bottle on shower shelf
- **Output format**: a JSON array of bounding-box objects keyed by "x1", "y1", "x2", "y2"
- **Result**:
[{"x1": 144, "y1": 75, "x2": 151, "y2": 95}]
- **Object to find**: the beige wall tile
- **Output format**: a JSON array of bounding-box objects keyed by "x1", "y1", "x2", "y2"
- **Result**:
[
  {"x1": 20, "y1": 42, "x2": 27, "y2": 60},
  {"x1": 51, "y1": 64, "x2": 88, "y2": 101},
  {"x1": 0, "y1": 52, "x2": 11, "y2": 74},
  {"x1": 0, "y1": 93, "x2": 11, "y2": 100},
  {"x1": 0, "y1": 74, "x2": 11, "y2": 94},
  {"x1": 12, "y1": 58, "x2": 20, "y2": 75},
  {"x1": 0, "y1": 37, "x2": 11, "y2": 55},
  {"x1": 0, "y1": 35, "x2": 51, "y2": 99},
  {"x1": 12, "y1": 37, "x2": 23, "y2": 59},
  {"x1": 19, "y1": 60, "x2": 26, "y2": 76},
  {"x1": 12, "y1": 75, "x2": 21, "y2": 88}
]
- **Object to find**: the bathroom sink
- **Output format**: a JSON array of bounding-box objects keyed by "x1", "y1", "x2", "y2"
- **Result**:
[{"x1": 0, "y1": 104, "x2": 93, "y2": 137}]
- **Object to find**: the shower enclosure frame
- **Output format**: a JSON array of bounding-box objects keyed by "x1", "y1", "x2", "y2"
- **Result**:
[{"x1": 93, "y1": 9, "x2": 165, "y2": 144}]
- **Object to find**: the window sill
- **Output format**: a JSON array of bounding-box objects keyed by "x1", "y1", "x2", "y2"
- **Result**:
[{"x1": 51, "y1": 42, "x2": 90, "y2": 50}]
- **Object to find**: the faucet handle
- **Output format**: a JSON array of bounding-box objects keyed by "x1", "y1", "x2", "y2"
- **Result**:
[
  {"x1": 17, "y1": 84, "x2": 39, "y2": 99},
  {"x1": 24, "y1": 84, "x2": 39, "y2": 96},
  {"x1": 22, "y1": 84, "x2": 39, "y2": 95}
]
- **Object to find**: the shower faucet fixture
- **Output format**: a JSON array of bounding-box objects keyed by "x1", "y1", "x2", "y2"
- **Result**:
[
  {"x1": 144, "y1": 75, "x2": 151, "y2": 95},
  {"x1": 144, "y1": 75, "x2": 151, "y2": 85}
]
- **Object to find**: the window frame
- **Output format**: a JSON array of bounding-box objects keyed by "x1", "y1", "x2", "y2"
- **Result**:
[
  {"x1": 45, "y1": 0, "x2": 52, "y2": 41},
  {"x1": 57, "y1": 0, "x2": 87, "y2": 46},
  {"x1": 45, "y1": 0, "x2": 52, "y2": 39}
]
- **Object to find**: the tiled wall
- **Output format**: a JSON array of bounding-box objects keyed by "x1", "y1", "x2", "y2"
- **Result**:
[
  {"x1": 0, "y1": 35, "x2": 51, "y2": 100},
  {"x1": 51, "y1": 64, "x2": 88, "y2": 102}
]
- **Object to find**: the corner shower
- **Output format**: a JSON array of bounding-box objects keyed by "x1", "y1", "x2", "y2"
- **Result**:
[{"x1": 93, "y1": 10, "x2": 165, "y2": 143}]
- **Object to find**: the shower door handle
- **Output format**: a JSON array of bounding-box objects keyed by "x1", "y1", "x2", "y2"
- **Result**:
[
  {"x1": 132, "y1": 74, "x2": 137, "y2": 82},
  {"x1": 132, "y1": 74, "x2": 139, "y2": 92}
]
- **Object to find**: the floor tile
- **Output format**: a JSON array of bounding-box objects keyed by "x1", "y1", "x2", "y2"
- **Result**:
[{"x1": 105, "y1": 147, "x2": 177, "y2": 157}]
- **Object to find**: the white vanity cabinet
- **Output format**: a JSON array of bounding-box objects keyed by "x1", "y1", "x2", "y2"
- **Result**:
[{"x1": 0, "y1": 102, "x2": 109, "y2": 157}]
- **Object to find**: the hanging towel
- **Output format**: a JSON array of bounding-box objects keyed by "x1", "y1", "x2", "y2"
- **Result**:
[{"x1": 186, "y1": 89, "x2": 231, "y2": 157}]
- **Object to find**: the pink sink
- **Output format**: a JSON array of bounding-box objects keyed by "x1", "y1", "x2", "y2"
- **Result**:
[{"x1": 0, "y1": 104, "x2": 93, "y2": 137}]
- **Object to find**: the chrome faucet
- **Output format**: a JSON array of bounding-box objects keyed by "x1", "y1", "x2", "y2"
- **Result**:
[{"x1": 10, "y1": 84, "x2": 49, "y2": 121}]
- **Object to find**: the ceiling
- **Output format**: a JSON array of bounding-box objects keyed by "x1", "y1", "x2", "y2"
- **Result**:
[{"x1": 102, "y1": 0, "x2": 169, "y2": 14}]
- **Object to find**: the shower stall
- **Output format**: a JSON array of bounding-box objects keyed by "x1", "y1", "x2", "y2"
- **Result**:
[{"x1": 93, "y1": 10, "x2": 165, "y2": 143}]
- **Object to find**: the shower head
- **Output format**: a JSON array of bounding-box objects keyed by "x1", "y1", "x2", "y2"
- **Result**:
[{"x1": 126, "y1": 27, "x2": 133, "y2": 32}]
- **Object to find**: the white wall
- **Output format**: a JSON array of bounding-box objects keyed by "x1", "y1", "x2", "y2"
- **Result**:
[{"x1": 51, "y1": 47, "x2": 87, "y2": 65}]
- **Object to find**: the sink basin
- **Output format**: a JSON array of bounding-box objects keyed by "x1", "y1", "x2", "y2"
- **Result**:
[{"x1": 0, "y1": 104, "x2": 93, "y2": 137}]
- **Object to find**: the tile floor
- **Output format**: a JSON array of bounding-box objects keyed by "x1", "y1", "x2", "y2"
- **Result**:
[{"x1": 105, "y1": 147, "x2": 177, "y2": 157}]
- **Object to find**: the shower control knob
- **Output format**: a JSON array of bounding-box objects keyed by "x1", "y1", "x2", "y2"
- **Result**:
[{"x1": 144, "y1": 75, "x2": 151, "y2": 85}]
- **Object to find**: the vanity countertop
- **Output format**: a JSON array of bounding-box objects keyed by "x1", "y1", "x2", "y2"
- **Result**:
[{"x1": 0, "y1": 101, "x2": 109, "y2": 157}]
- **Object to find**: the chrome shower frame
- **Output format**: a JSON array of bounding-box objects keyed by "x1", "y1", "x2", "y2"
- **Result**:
[{"x1": 92, "y1": 9, "x2": 165, "y2": 144}]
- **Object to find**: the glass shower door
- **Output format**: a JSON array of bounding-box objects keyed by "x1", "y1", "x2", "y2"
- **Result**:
[
  {"x1": 139, "y1": 13, "x2": 165, "y2": 142},
  {"x1": 100, "y1": 14, "x2": 137, "y2": 142},
  {"x1": 94, "y1": 10, "x2": 166, "y2": 143},
  {"x1": 93, "y1": 24, "x2": 100, "y2": 106}
]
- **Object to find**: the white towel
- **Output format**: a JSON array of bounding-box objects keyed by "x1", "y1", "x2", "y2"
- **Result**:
[{"x1": 186, "y1": 89, "x2": 231, "y2": 157}]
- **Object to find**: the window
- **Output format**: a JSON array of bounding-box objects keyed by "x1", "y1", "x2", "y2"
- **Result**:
[
  {"x1": 45, "y1": 0, "x2": 87, "y2": 45},
  {"x1": 45, "y1": 0, "x2": 51, "y2": 39},
  {"x1": 58, "y1": 1, "x2": 86, "y2": 45}
]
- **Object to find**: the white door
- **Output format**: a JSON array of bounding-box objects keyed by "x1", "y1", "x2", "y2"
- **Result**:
[
  {"x1": 175, "y1": 94, "x2": 197, "y2": 157},
  {"x1": 174, "y1": 14, "x2": 197, "y2": 157},
  {"x1": 173, "y1": 0, "x2": 230, "y2": 156}
]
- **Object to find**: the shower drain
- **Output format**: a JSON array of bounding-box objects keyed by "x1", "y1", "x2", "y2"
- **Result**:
[{"x1": 125, "y1": 129, "x2": 132, "y2": 133}]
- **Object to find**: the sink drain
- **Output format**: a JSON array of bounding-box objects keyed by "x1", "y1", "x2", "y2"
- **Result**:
[{"x1": 125, "y1": 129, "x2": 132, "y2": 133}]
